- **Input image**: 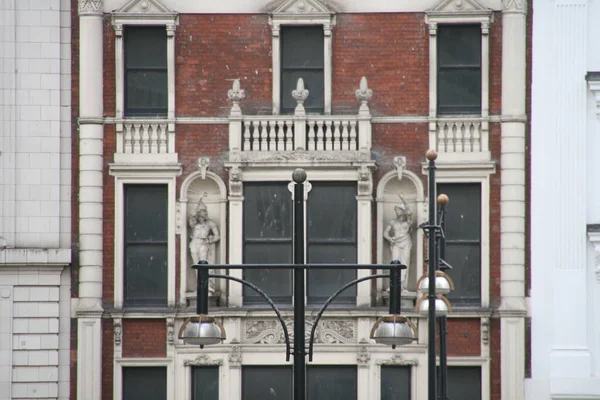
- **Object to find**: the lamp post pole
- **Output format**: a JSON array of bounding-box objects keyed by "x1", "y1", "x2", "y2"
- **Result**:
[
  {"x1": 438, "y1": 200, "x2": 449, "y2": 400},
  {"x1": 426, "y1": 150, "x2": 438, "y2": 400}
]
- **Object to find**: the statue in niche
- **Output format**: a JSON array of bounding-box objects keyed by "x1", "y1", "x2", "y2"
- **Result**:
[
  {"x1": 383, "y1": 194, "x2": 414, "y2": 291},
  {"x1": 189, "y1": 195, "x2": 220, "y2": 293}
]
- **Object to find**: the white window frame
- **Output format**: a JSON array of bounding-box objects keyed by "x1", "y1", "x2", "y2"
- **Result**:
[
  {"x1": 445, "y1": 357, "x2": 490, "y2": 400},
  {"x1": 427, "y1": 162, "x2": 496, "y2": 308},
  {"x1": 114, "y1": 358, "x2": 174, "y2": 400},
  {"x1": 228, "y1": 167, "x2": 372, "y2": 307},
  {"x1": 110, "y1": 165, "x2": 182, "y2": 308},
  {"x1": 111, "y1": 0, "x2": 179, "y2": 121},
  {"x1": 269, "y1": 0, "x2": 335, "y2": 115},
  {"x1": 176, "y1": 353, "x2": 226, "y2": 400}
]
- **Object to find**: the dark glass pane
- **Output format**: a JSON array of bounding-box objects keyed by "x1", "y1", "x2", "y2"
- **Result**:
[
  {"x1": 447, "y1": 367, "x2": 481, "y2": 400},
  {"x1": 126, "y1": 70, "x2": 168, "y2": 115},
  {"x1": 445, "y1": 243, "x2": 481, "y2": 303},
  {"x1": 281, "y1": 70, "x2": 324, "y2": 114},
  {"x1": 308, "y1": 184, "x2": 357, "y2": 241},
  {"x1": 437, "y1": 183, "x2": 481, "y2": 240},
  {"x1": 244, "y1": 184, "x2": 292, "y2": 240},
  {"x1": 125, "y1": 27, "x2": 167, "y2": 68},
  {"x1": 381, "y1": 366, "x2": 411, "y2": 400},
  {"x1": 438, "y1": 25, "x2": 481, "y2": 67},
  {"x1": 123, "y1": 367, "x2": 167, "y2": 400},
  {"x1": 125, "y1": 243, "x2": 168, "y2": 306},
  {"x1": 243, "y1": 243, "x2": 293, "y2": 304},
  {"x1": 307, "y1": 244, "x2": 356, "y2": 304},
  {"x1": 307, "y1": 366, "x2": 357, "y2": 400},
  {"x1": 438, "y1": 68, "x2": 481, "y2": 114},
  {"x1": 242, "y1": 366, "x2": 292, "y2": 400},
  {"x1": 125, "y1": 185, "x2": 168, "y2": 242},
  {"x1": 281, "y1": 26, "x2": 324, "y2": 68},
  {"x1": 192, "y1": 367, "x2": 219, "y2": 400}
]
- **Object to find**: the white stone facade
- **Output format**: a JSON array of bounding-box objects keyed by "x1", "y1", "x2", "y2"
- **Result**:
[
  {"x1": 528, "y1": 0, "x2": 600, "y2": 398},
  {"x1": 0, "y1": 0, "x2": 72, "y2": 399}
]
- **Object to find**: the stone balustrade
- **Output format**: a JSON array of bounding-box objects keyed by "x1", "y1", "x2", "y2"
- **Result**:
[
  {"x1": 430, "y1": 117, "x2": 491, "y2": 161},
  {"x1": 114, "y1": 120, "x2": 177, "y2": 163}
]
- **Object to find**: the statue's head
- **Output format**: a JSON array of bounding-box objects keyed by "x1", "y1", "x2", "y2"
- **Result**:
[
  {"x1": 197, "y1": 208, "x2": 208, "y2": 222},
  {"x1": 394, "y1": 205, "x2": 409, "y2": 221}
]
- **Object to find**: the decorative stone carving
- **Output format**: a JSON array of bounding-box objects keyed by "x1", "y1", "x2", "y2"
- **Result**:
[
  {"x1": 271, "y1": 0, "x2": 331, "y2": 14},
  {"x1": 378, "y1": 353, "x2": 418, "y2": 366},
  {"x1": 229, "y1": 166, "x2": 243, "y2": 197},
  {"x1": 586, "y1": 75, "x2": 600, "y2": 117},
  {"x1": 292, "y1": 78, "x2": 309, "y2": 116},
  {"x1": 393, "y1": 156, "x2": 406, "y2": 182},
  {"x1": 481, "y1": 318, "x2": 490, "y2": 346},
  {"x1": 383, "y1": 194, "x2": 414, "y2": 290},
  {"x1": 502, "y1": 0, "x2": 527, "y2": 12},
  {"x1": 587, "y1": 225, "x2": 600, "y2": 282},
  {"x1": 355, "y1": 77, "x2": 373, "y2": 115},
  {"x1": 229, "y1": 343, "x2": 242, "y2": 368},
  {"x1": 229, "y1": 149, "x2": 372, "y2": 163},
  {"x1": 175, "y1": 201, "x2": 183, "y2": 235},
  {"x1": 357, "y1": 166, "x2": 373, "y2": 197},
  {"x1": 166, "y1": 317, "x2": 175, "y2": 346},
  {"x1": 357, "y1": 339, "x2": 371, "y2": 367},
  {"x1": 228, "y1": 79, "x2": 245, "y2": 116},
  {"x1": 241, "y1": 318, "x2": 356, "y2": 344},
  {"x1": 113, "y1": 318, "x2": 122, "y2": 346},
  {"x1": 188, "y1": 196, "x2": 220, "y2": 293},
  {"x1": 429, "y1": 0, "x2": 490, "y2": 13},
  {"x1": 184, "y1": 355, "x2": 223, "y2": 366},
  {"x1": 197, "y1": 157, "x2": 210, "y2": 179},
  {"x1": 78, "y1": 0, "x2": 103, "y2": 14},
  {"x1": 115, "y1": 0, "x2": 173, "y2": 14}
]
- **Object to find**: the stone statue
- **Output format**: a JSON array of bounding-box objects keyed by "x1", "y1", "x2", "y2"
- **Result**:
[
  {"x1": 189, "y1": 197, "x2": 220, "y2": 293},
  {"x1": 383, "y1": 195, "x2": 414, "y2": 290}
]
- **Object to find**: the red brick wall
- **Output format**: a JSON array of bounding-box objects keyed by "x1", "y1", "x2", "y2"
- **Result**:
[
  {"x1": 122, "y1": 319, "x2": 166, "y2": 358},
  {"x1": 436, "y1": 319, "x2": 481, "y2": 357},
  {"x1": 102, "y1": 321, "x2": 114, "y2": 400}
]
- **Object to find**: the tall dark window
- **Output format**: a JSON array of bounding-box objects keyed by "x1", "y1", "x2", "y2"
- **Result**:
[
  {"x1": 123, "y1": 367, "x2": 167, "y2": 400},
  {"x1": 243, "y1": 183, "x2": 293, "y2": 304},
  {"x1": 381, "y1": 366, "x2": 411, "y2": 400},
  {"x1": 437, "y1": 183, "x2": 481, "y2": 304},
  {"x1": 242, "y1": 366, "x2": 292, "y2": 400},
  {"x1": 242, "y1": 182, "x2": 357, "y2": 306},
  {"x1": 192, "y1": 367, "x2": 219, "y2": 400},
  {"x1": 307, "y1": 183, "x2": 357, "y2": 304},
  {"x1": 442, "y1": 366, "x2": 482, "y2": 400},
  {"x1": 124, "y1": 185, "x2": 168, "y2": 307},
  {"x1": 125, "y1": 26, "x2": 168, "y2": 117},
  {"x1": 281, "y1": 26, "x2": 324, "y2": 114},
  {"x1": 437, "y1": 25, "x2": 482, "y2": 115},
  {"x1": 307, "y1": 366, "x2": 357, "y2": 400}
]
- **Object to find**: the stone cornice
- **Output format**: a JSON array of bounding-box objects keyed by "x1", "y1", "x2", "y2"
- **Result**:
[{"x1": 79, "y1": 0, "x2": 103, "y2": 15}]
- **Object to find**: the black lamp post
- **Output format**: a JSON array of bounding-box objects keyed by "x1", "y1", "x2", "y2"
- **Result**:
[{"x1": 179, "y1": 168, "x2": 417, "y2": 400}]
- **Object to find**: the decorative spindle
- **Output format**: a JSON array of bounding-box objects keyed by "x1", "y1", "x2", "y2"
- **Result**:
[
  {"x1": 292, "y1": 78, "x2": 309, "y2": 116},
  {"x1": 227, "y1": 79, "x2": 245, "y2": 116}
]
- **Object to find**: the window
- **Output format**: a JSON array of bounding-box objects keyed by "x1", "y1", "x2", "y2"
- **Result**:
[
  {"x1": 192, "y1": 367, "x2": 219, "y2": 400},
  {"x1": 242, "y1": 366, "x2": 292, "y2": 400},
  {"x1": 442, "y1": 366, "x2": 482, "y2": 400},
  {"x1": 437, "y1": 183, "x2": 481, "y2": 304},
  {"x1": 124, "y1": 26, "x2": 168, "y2": 117},
  {"x1": 124, "y1": 185, "x2": 168, "y2": 306},
  {"x1": 242, "y1": 182, "x2": 357, "y2": 305},
  {"x1": 280, "y1": 26, "x2": 324, "y2": 114},
  {"x1": 241, "y1": 365, "x2": 357, "y2": 400},
  {"x1": 123, "y1": 367, "x2": 167, "y2": 400},
  {"x1": 381, "y1": 366, "x2": 411, "y2": 400},
  {"x1": 437, "y1": 25, "x2": 482, "y2": 115}
]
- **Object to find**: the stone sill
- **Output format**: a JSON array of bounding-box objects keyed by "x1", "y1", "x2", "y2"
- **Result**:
[{"x1": 0, "y1": 248, "x2": 71, "y2": 265}]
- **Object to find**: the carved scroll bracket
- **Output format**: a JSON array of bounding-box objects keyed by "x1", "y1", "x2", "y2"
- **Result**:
[
  {"x1": 587, "y1": 225, "x2": 600, "y2": 282},
  {"x1": 184, "y1": 355, "x2": 224, "y2": 366},
  {"x1": 167, "y1": 317, "x2": 175, "y2": 347},
  {"x1": 197, "y1": 157, "x2": 210, "y2": 179},
  {"x1": 114, "y1": 318, "x2": 122, "y2": 347},
  {"x1": 393, "y1": 156, "x2": 406, "y2": 182}
]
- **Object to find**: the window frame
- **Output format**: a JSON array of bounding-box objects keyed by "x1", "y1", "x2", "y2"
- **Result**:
[
  {"x1": 110, "y1": 166, "x2": 181, "y2": 309},
  {"x1": 269, "y1": 11, "x2": 334, "y2": 115},
  {"x1": 114, "y1": 359, "x2": 174, "y2": 400}
]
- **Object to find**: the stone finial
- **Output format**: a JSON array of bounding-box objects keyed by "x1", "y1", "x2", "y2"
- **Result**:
[
  {"x1": 227, "y1": 79, "x2": 245, "y2": 116},
  {"x1": 355, "y1": 76, "x2": 373, "y2": 115},
  {"x1": 292, "y1": 78, "x2": 309, "y2": 116}
]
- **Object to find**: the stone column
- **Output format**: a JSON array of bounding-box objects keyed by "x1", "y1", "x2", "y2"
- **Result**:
[
  {"x1": 77, "y1": 1, "x2": 104, "y2": 400},
  {"x1": 500, "y1": 1, "x2": 528, "y2": 400}
]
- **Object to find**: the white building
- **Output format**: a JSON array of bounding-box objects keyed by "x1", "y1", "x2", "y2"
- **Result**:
[
  {"x1": 529, "y1": 0, "x2": 600, "y2": 398},
  {"x1": 0, "y1": 0, "x2": 72, "y2": 399}
]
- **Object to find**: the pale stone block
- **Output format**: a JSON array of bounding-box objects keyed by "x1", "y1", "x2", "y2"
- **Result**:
[
  {"x1": 58, "y1": 380, "x2": 69, "y2": 397},
  {"x1": 40, "y1": 201, "x2": 59, "y2": 218},
  {"x1": 49, "y1": 58, "x2": 60, "y2": 74},
  {"x1": 17, "y1": 169, "x2": 41, "y2": 186},
  {"x1": 19, "y1": 105, "x2": 41, "y2": 121},
  {"x1": 26, "y1": 382, "x2": 50, "y2": 397},
  {"x1": 0, "y1": 334, "x2": 10, "y2": 350},
  {"x1": 14, "y1": 334, "x2": 42, "y2": 350},
  {"x1": 18, "y1": 73, "x2": 41, "y2": 90},
  {"x1": 26, "y1": 319, "x2": 50, "y2": 334},
  {"x1": 29, "y1": 153, "x2": 50, "y2": 170},
  {"x1": 50, "y1": 90, "x2": 60, "y2": 106},
  {"x1": 28, "y1": 350, "x2": 50, "y2": 365},
  {"x1": 18, "y1": 136, "x2": 42, "y2": 152},
  {"x1": 29, "y1": 90, "x2": 50, "y2": 106},
  {"x1": 29, "y1": 26, "x2": 50, "y2": 42},
  {"x1": 58, "y1": 365, "x2": 68, "y2": 381},
  {"x1": 14, "y1": 302, "x2": 39, "y2": 318},
  {"x1": 15, "y1": 58, "x2": 30, "y2": 74},
  {"x1": 13, "y1": 319, "x2": 31, "y2": 334},
  {"x1": 40, "y1": 10, "x2": 60, "y2": 27},
  {"x1": 29, "y1": 121, "x2": 48, "y2": 136},
  {"x1": 47, "y1": 319, "x2": 59, "y2": 333},
  {"x1": 19, "y1": 43, "x2": 41, "y2": 58},
  {"x1": 48, "y1": 288, "x2": 59, "y2": 302},
  {"x1": 41, "y1": 105, "x2": 60, "y2": 121},
  {"x1": 40, "y1": 74, "x2": 59, "y2": 90},
  {"x1": 11, "y1": 383, "x2": 28, "y2": 398},
  {"x1": 16, "y1": 26, "x2": 30, "y2": 42},
  {"x1": 59, "y1": 10, "x2": 69, "y2": 27},
  {"x1": 13, "y1": 366, "x2": 39, "y2": 382},
  {"x1": 51, "y1": 120, "x2": 61, "y2": 136},
  {"x1": 29, "y1": 59, "x2": 51, "y2": 74},
  {"x1": 39, "y1": 137, "x2": 59, "y2": 152},
  {"x1": 13, "y1": 287, "x2": 30, "y2": 302},
  {"x1": 0, "y1": 383, "x2": 10, "y2": 399},
  {"x1": 59, "y1": 88, "x2": 70, "y2": 105},
  {"x1": 47, "y1": 350, "x2": 58, "y2": 365},
  {"x1": 17, "y1": 89, "x2": 30, "y2": 105},
  {"x1": 48, "y1": 26, "x2": 60, "y2": 43},
  {"x1": 59, "y1": 27, "x2": 69, "y2": 44},
  {"x1": 39, "y1": 366, "x2": 59, "y2": 381},
  {"x1": 58, "y1": 330, "x2": 68, "y2": 350},
  {"x1": 17, "y1": 271, "x2": 38, "y2": 286},
  {"x1": 12, "y1": 350, "x2": 29, "y2": 365},
  {"x1": 38, "y1": 303, "x2": 59, "y2": 318},
  {"x1": 17, "y1": 199, "x2": 41, "y2": 216},
  {"x1": 40, "y1": 334, "x2": 58, "y2": 350},
  {"x1": 40, "y1": 170, "x2": 59, "y2": 186},
  {"x1": 57, "y1": 349, "x2": 68, "y2": 366},
  {"x1": 31, "y1": 0, "x2": 51, "y2": 10}
]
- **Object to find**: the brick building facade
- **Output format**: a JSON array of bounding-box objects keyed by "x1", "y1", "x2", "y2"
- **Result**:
[{"x1": 72, "y1": 0, "x2": 530, "y2": 399}]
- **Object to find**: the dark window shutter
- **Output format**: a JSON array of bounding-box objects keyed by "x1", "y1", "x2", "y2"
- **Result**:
[
  {"x1": 281, "y1": 26, "x2": 324, "y2": 114},
  {"x1": 124, "y1": 184, "x2": 168, "y2": 307},
  {"x1": 192, "y1": 367, "x2": 219, "y2": 400},
  {"x1": 437, "y1": 25, "x2": 482, "y2": 115},
  {"x1": 381, "y1": 366, "x2": 411, "y2": 400},
  {"x1": 242, "y1": 366, "x2": 292, "y2": 400},
  {"x1": 123, "y1": 367, "x2": 167, "y2": 400},
  {"x1": 437, "y1": 183, "x2": 482, "y2": 304},
  {"x1": 445, "y1": 366, "x2": 482, "y2": 400},
  {"x1": 124, "y1": 26, "x2": 168, "y2": 117},
  {"x1": 307, "y1": 366, "x2": 357, "y2": 400}
]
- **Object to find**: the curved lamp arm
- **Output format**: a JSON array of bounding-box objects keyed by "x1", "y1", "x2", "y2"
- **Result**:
[
  {"x1": 209, "y1": 274, "x2": 292, "y2": 361},
  {"x1": 308, "y1": 274, "x2": 389, "y2": 361}
]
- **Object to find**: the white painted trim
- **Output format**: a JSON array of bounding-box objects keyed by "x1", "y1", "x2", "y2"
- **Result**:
[
  {"x1": 110, "y1": 168, "x2": 182, "y2": 308},
  {"x1": 113, "y1": 358, "x2": 175, "y2": 400}
]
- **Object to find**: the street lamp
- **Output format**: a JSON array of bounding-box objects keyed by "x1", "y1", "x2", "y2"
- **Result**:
[{"x1": 178, "y1": 168, "x2": 417, "y2": 400}]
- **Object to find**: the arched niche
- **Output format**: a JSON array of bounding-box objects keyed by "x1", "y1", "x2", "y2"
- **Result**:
[
  {"x1": 376, "y1": 169, "x2": 426, "y2": 303},
  {"x1": 179, "y1": 171, "x2": 227, "y2": 306}
]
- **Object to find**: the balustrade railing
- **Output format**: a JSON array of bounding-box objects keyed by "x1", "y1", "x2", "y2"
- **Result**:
[
  {"x1": 114, "y1": 120, "x2": 176, "y2": 163},
  {"x1": 430, "y1": 118, "x2": 490, "y2": 161}
]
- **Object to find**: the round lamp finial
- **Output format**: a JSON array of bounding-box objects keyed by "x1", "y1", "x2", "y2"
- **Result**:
[
  {"x1": 292, "y1": 168, "x2": 307, "y2": 184},
  {"x1": 437, "y1": 193, "x2": 449, "y2": 205},
  {"x1": 425, "y1": 149, "x2": 438, "y2": 161}
]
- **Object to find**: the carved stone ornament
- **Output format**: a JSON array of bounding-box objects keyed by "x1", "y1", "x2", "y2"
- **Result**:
[
  {"x1": 378, "y1": 353, "x2": 418, "y2": 366},
  {"x1": 393, "y1": 156, "x2": 406, "y2": 182},
  {"x1": 197, "y1": 157, "x2": 210, "y2": 179},
  {"x1": 587, "y1": 225, "x2": 600, "y2": 282},
  {"x1": 357, "y1": 339, "x2": 371, "y2": 367},
  {"x1": 227, "y1": 79, "x2": 245, "y2": 116},
  {"x1": 428, "y1": 0, "x2": 490, "y2": 13},
  {"x1": 115, "y1": 0, "x2": 173, "y2": 14},
  {"x1": 242, "y1": 318, "x2": 356, "y2": 344},
  {"x1": 184, "y1": 355, "x2": 224, "y2": 366},
  {"x1": 228, "y1": 165, "x2": 243, "y2": 197},
  {"x1": 481, "y1": 318, "x2": 490, "y2": 346},
  {"x1": 357, "y1": 166, "x2": 373, "y2": 197},
  {"x1": 78, "y1": 0, "x2": 103, "y2": 14},
  {"x1": 355, "y1": 77, "x2": 373, "y2": 115},
  {"x1": 229, "y1": 343, "x2": 242, "y2": 368},
  {"x1": 166, "y1": 317, "x2": 175, "y2": 346},
  {"x1": 175, "y1": 201, "x2": 183, "y2": 235},
  {"x1": 271, "y1": 0, "x2": 331, "y2": 14},
  {"x1": 114, "y1": 318, "x2": 122, "y2": 346},
  {"x1": 229, "y1": 149, "x2": 371, "y2": 163},
  {"x1": 502, "y1": 0, "x2": 527, "y2": 12}
]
